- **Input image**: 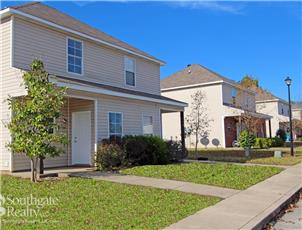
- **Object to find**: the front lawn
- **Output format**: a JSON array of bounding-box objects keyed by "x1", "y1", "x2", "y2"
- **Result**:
[
  {"x1": 247, "y1": 153, "x2": 302, "y2": 166},
  {"x1": 1, "y1": 176, "x2": 220, "y2": 229},
  {"x1": 187, "y1": 147, "x2": 302, "y2": 166},
  {"x1": 121, "y1": 163, "x2": 282, "y2": 190}
]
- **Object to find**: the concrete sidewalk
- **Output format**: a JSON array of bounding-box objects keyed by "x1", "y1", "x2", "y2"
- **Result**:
[
  {"x1": 166, "y1": 162, "x2": 302, "y2": 229},
  {"x1": 69, "y1": 171, "x2": 239, "y2": 199}
]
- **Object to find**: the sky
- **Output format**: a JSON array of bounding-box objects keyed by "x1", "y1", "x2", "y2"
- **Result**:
[{"x1": 2, "y1": 1, "x2": 302, "y2": 101}]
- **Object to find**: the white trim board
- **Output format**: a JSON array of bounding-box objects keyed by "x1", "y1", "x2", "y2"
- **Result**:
[{"x1": 1, "y1": 8, "x2": 165, "y2": 66}]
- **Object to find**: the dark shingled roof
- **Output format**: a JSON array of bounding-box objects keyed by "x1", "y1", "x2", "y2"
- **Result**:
[
  {"x1": 161, "y1": 64, "x2": 239, "y2": 89},
  {"x1": 8, "y1": 2, "x2": 163, "y2": 63}
]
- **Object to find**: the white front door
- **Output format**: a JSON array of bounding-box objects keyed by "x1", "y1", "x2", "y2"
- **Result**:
[{"x1": 72, "y1": 111, "x2": 91, "y2": 165}]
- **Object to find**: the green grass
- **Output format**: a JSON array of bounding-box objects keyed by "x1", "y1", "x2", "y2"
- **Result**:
[
  {"x1": 247, "y1": 153, "x2": 302, "y2": 166},
  {"x1": 121, "y1": 163, "x2": 282, "y2": 190},
  {"x1": 1, "y1": 176, "x2": 220, "y2": 230},
  {"x1": 187, "y1": 147, "x2": 302, "y2": 166}
]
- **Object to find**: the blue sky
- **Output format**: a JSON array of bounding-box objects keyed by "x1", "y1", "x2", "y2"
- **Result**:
[{"x1": 2, "y1": 1, "x2": 301, "y2": 101}]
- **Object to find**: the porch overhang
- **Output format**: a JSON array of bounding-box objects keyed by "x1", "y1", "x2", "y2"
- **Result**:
[{"x1": 50, "y1": 76, "x2": 187, "y2": 109}]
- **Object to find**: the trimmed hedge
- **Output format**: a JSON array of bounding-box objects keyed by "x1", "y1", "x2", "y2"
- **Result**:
[{"x1": 96, "y1": 135, "x2": 186, "y2": 170}]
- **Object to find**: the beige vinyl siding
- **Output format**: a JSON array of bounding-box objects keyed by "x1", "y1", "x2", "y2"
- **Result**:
[
  {"x1": 12, "y1": 16, "x2": 161, "y2": 95},
  {"x1": 97, "y1": 95, "x2": 161, "y2": 140},
  {"x1": 1, "y1": 16, "x2": 26, "y2": 171},
  {"x1": 68, "y1": 89, "x2": 162, "y2": 141}
]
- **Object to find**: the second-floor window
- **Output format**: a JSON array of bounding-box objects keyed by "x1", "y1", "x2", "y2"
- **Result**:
[
  {"x1": 67, "y1": 38, "x2": 83, "y2": 75},
  {"x1": 231, "y1": 88, "x2": 237, "y2": 105},
  {"x1": 125, "y1": 57, "x2": 136, "y2": 86}
]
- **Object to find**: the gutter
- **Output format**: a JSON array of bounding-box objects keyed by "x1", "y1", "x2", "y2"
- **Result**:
[{"x1": 0, "y1": 8, "x2": 165, "y2": 66}]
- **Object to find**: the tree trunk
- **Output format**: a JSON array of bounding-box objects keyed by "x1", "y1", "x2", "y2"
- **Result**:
[
  {"x1": 30, "y1": 158, "x2": 36, "y2": 183},
  {"x1": 36, "y1": 157, "x2": 40, "y2": 181},
  {"x1": 39, "y1": 156, "x2": 44, "y2": 174},
  {"x1": 195, "y1": 134, "x2": 198, "y2": 159}
]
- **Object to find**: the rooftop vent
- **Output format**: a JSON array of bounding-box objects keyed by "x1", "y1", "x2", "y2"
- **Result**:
[{"x1": 187, "y1": 64, "x2": 191, "y2": 73}]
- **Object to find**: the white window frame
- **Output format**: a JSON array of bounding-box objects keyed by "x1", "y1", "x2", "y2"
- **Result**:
[
  {"x1": 142, "y1": 114, "x2": 153, "y2": 136},
  {"x1": 108, "y1": 112, "x2": 123, "y2": 138},
  {"x1": 66, "y1": 37, "x2": 84, "y2": 76},
  {"x1": 124, "y1": 56, "x2": 136, "y2": 87}
]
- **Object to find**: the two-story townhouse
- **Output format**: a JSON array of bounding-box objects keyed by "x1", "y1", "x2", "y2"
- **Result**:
[
  {"x1": 292, "y1": 103, "x2": 302, "y2": 120},
  {"x1": 161, "y1": 64, "x2": 270, "y2": 148},
  {"x1": 292, "y1": 103, "x2": 302, "y2": 139},
  {"x1": 254, "y1": 88, "x2": 290, "y2": 138},
  {"x1": 0, "y1": 2, "x2": 187, "y2": 172}
]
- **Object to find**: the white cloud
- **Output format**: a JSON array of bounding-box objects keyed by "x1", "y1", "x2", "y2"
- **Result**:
[{"x1": 168, "y1": 1, "x2": 246, "y2": 14}]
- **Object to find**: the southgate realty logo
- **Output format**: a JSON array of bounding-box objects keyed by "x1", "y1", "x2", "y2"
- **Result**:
[{"x1": 0, "y1": 193, "x2": 59, "y2": 222}]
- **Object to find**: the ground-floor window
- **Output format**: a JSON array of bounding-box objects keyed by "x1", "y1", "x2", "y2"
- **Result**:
[
  {"x1": 143, "y1": 115, "x2": 153, "y2": 136},
  {"x1": 109, "y1": 112, "x2": 123, "y2": 140}
]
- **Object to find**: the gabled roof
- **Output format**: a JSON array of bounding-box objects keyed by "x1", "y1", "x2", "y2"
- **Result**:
[
  {"x1": 2, "y1": 2, "x2": 164, "y2": 64},
  {"x1": 248, "y1": 85, "x2": 287, "y2": 103},
  {"x1": 161, "y1": 64, "x2": 240, "y2": 90}
]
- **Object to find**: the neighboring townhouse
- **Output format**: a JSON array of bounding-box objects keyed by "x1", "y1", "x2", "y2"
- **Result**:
[
  {"x1": 161, "y1": 64, "x2": 270, "y2": 148},
  {"x1": 254, "y1": 88, "x2": 290, "y2": 138},
  {"x1": 0, "y1": 2, "x2": 187, "y2": 172},
  {"x1": 292, "y1": 103, "x2": 302, "y2": 139},
  {"x1": 292, "y1": 103, "x2": 302, "y2": 120}
]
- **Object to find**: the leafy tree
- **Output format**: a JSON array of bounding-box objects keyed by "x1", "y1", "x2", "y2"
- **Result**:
[
  {"x1": 240, "y1": 75, "x2": 259, "y2": 88},
  {"x1": 7, "y1": 59, "x2": 67, "y2": 182},
  {"x1": 185, "y1": 90, "x2": 211, "y2": 156}
]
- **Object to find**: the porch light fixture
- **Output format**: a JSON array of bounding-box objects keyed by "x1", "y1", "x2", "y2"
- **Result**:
[{"x1": 284, "y1": 76, "x2": 294, "y2": 156}]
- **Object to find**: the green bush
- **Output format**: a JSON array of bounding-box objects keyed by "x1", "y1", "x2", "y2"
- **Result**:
[
  {"x1": 96, "y1": 144, "x2": 125, "y2": 170},
  {"x1": 276, "y1": 129, "x2": 286, "y2": 142},
  {"x1": 271, "y1": 136, "x2": 284, "y2": 147},
  {"x1": 239, "y1": 130, "x2": 256, "y2": 148},
  {"x1": 97, "y1": 136, "x2": 187, "y2": 170},
  {"x1": 144, "y1": 136, "x2": 170, "y2": 164},
  {"x1": 253, "y1": 137, "x2": 284, "y2": 149},
  {"x1": 165, "y1": 140, "x2": 188, "y2": 162},
  {"x1": 122, "y1": 135, "x2": 150, "y2": 165},
  {"x1": 122, "y1": 135, "x2": 169, "y2": 165}
]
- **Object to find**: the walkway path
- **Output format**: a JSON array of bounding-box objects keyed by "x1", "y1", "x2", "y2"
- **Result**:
[
  {"x1": 69, "y1": 171, "x2": 240, "y2": 199},
  {"x1": 166, "y1": 162, "x2": 302, "y2": 229}
]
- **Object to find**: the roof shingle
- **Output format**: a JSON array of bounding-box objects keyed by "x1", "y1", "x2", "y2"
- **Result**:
[{"x1": 161, "y1": 64, "x2": 239, "y2": 89}]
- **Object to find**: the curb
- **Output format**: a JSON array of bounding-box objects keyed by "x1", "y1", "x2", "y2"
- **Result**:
[{"x1": 241, "y1": 184, "x2": 302, "y2": 230}]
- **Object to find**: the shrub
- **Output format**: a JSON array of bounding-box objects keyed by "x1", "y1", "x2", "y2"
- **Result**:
[
  {"x1": 96, "y1": 144, "x2": 125, "y2": 170},
  {"x1": 122, "y1": 135, "x2": 169, "y2": 165},
  {"x1": 144, "y1": 136, "x2": 169, "y2": 164},
  {"x1": 166, "y1": 140, "x2": 187, "y2": 162},
  {"x1": 122, "y1": 136, "x2": 150, "y2": 165},
  {"x1": 254, "y1": 138, "x2": 263, "y2": 149},
  {"x1": 276, "y1": 129, "x2": 286, "y2": 142},
  {"x1": 239, "y1": 130, "x2": 256, "y2": 148},
  {"x1": 271, "y1": 136, "x2": 284, "y2": 147}
]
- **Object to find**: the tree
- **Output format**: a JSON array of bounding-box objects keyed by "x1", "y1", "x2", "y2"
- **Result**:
[
  {"x1": 240, "y1": 75, "x2": 259, "y2": 88},
  {"x1": 185, "y1": 90, "x2": 211, "y2": 156},
  {"x1": 7, "y1": 59, "x2": 67, "y2": 182}
]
